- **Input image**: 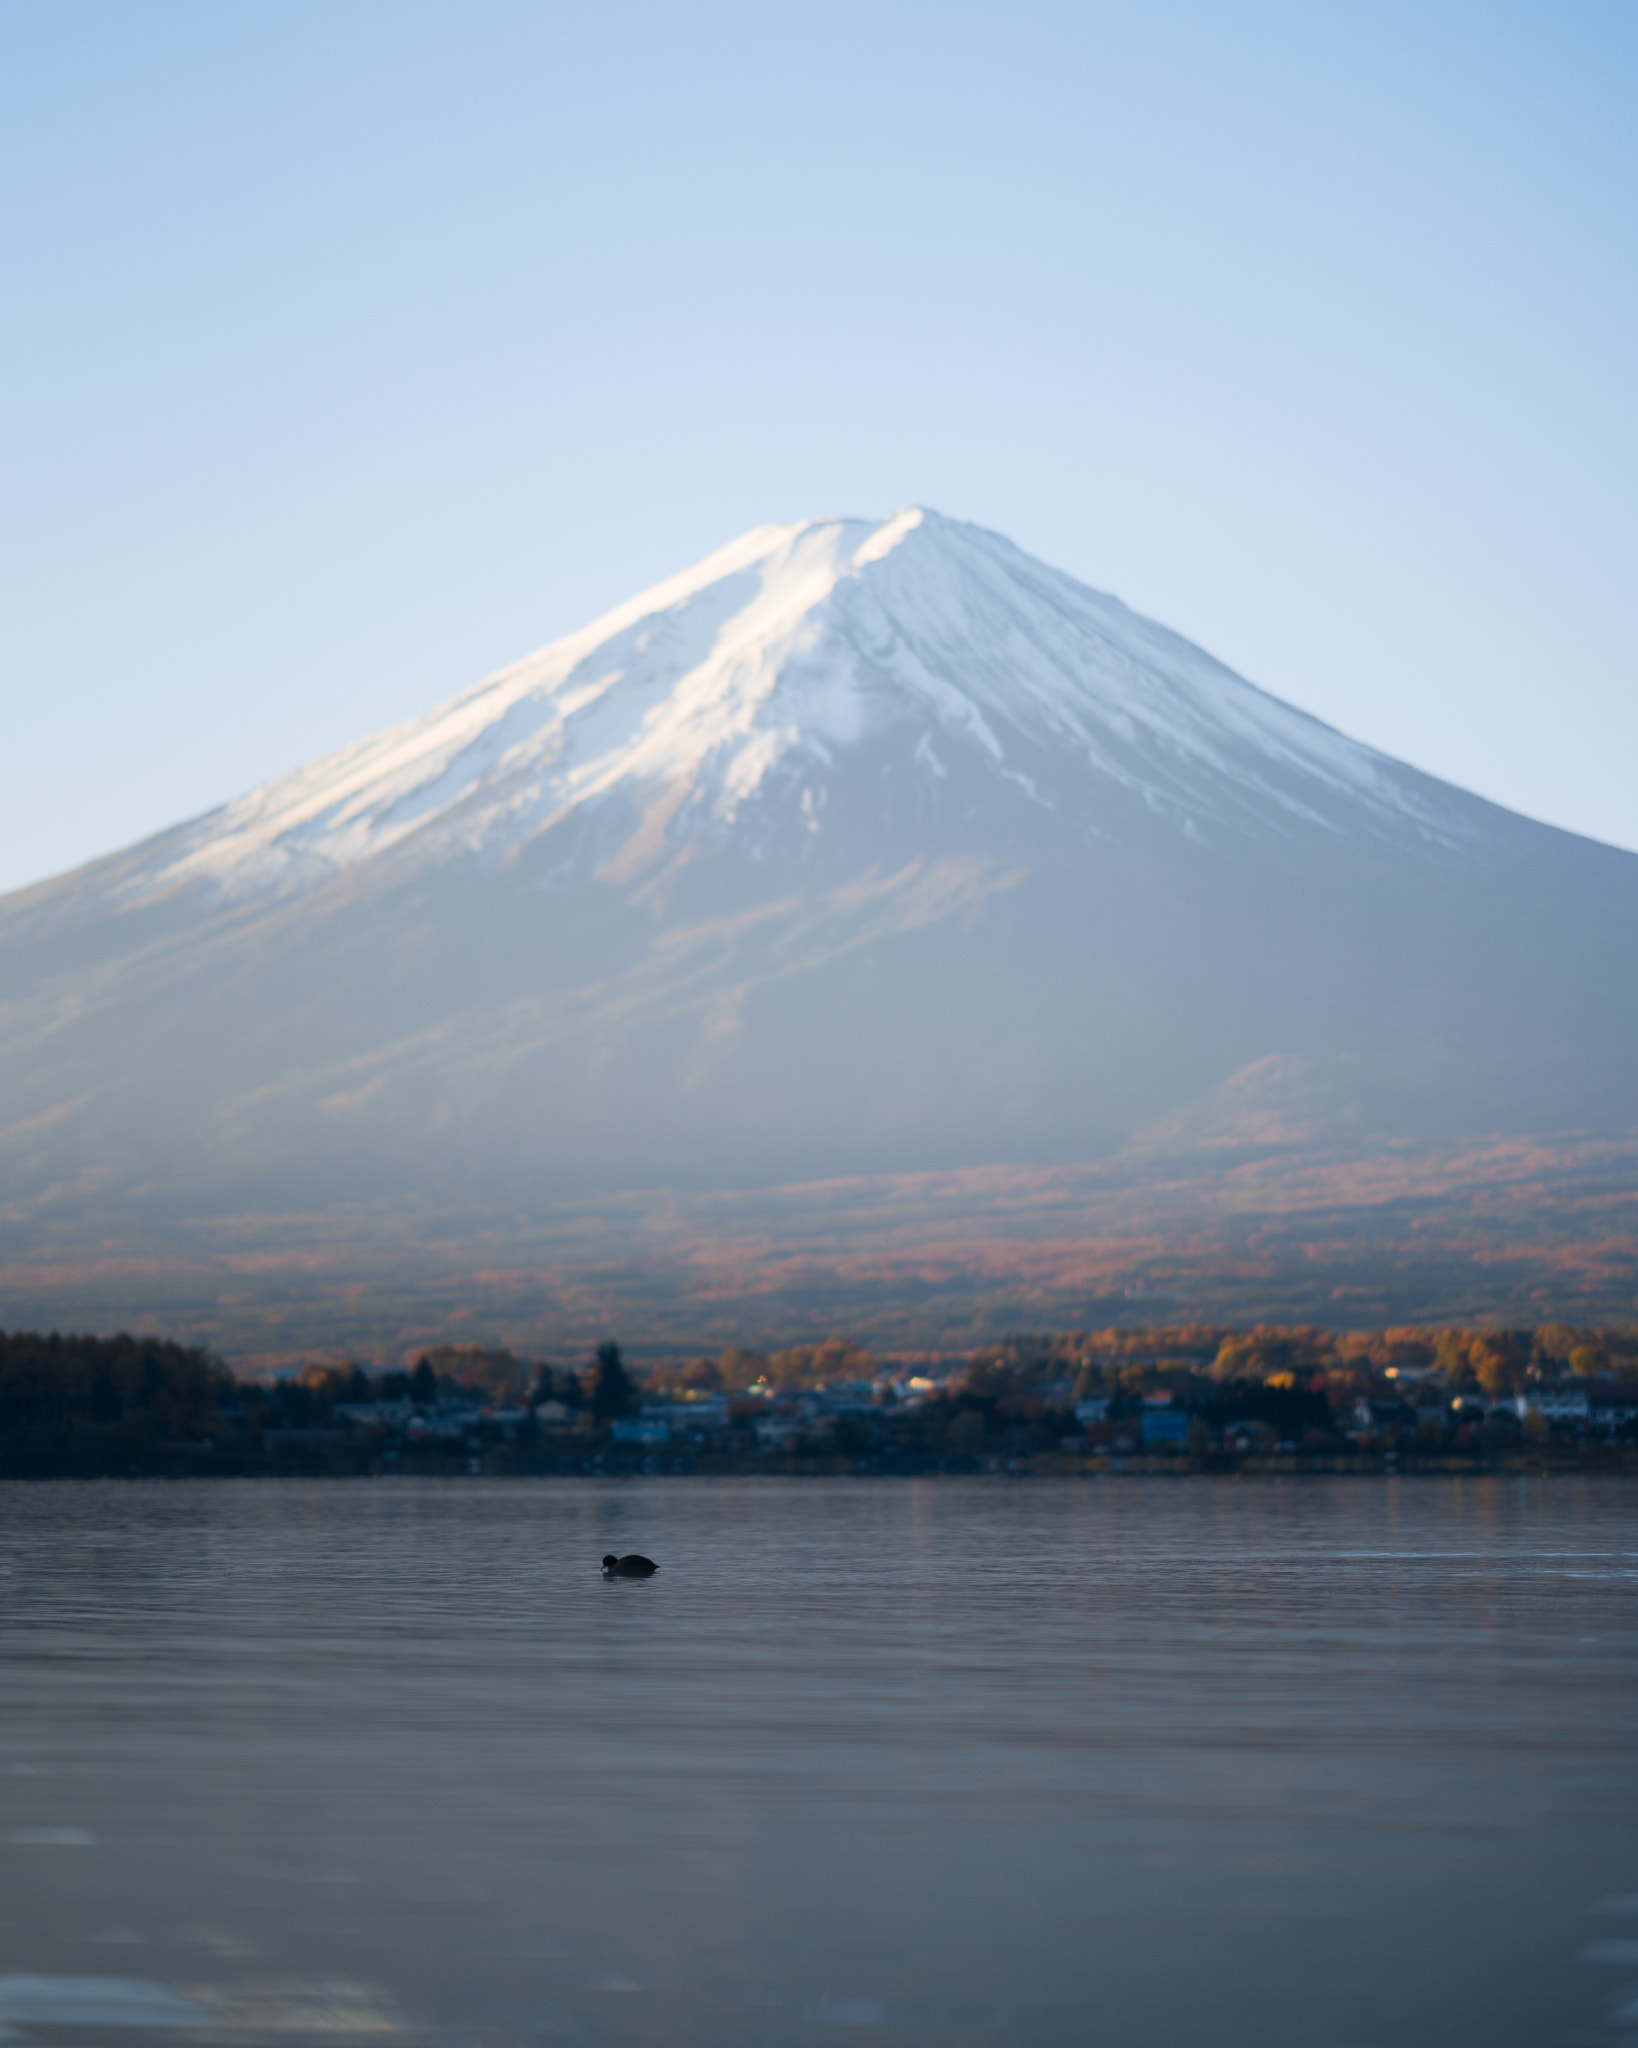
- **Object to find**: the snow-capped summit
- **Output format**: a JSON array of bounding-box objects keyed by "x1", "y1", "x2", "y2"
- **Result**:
[
  {"x1": 3, "y1": 510, "x2": 1636, "y2": 1227},
  {"x1": 127, "y1": 508, "x2": 1463, "y2": 907}
]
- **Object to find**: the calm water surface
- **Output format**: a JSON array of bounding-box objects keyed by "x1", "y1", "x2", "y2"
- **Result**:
[{"x1": 0, "y1": 1477, "x2": 1634, "y2": 2047}]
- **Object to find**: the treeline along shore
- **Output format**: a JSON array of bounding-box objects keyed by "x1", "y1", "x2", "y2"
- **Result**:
[{"x1": 3, "y1": 1323, "x2": 1638, "y2": 1479}]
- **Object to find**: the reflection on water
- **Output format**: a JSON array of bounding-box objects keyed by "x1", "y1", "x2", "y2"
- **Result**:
[{"x1": 0, "y1": 1477, "x2": 1634, "y2": 2046}]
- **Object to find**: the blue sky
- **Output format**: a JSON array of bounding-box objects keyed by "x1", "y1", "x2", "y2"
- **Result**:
[{"x1": 3, "y1": 0, "x2": 1634, "y2": 891}]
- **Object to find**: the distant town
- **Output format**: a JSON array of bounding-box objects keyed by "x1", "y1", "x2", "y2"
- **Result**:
[{"x1": 2, "y1": 1322, "x2": 1636, "y2": 1479}]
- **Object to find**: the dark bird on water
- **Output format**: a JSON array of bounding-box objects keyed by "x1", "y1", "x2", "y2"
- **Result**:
[{"x1": 602, "y1": 1553, "x2": 659, "y2": 1577}]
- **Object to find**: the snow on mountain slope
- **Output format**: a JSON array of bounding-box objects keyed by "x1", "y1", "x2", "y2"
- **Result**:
[
  {"x1": 125, "y1": 509, "x2": 1469, "y2": 906},
  {"x1": 3, "y1": 505, "x2": 1636, "y2": 1229}
]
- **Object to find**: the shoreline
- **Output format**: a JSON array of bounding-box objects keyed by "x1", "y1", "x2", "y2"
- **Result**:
[{"x1": 4, "y1": 1447, "x2": 1636, "y2": 1482}]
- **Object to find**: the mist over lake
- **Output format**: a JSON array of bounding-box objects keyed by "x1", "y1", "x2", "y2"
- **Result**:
[{"x1": 2, "y1": 1476, "x2": 1634, "y2": 2047}]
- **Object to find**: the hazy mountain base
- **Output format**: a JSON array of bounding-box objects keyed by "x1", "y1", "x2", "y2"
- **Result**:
[{"x1": 2, "y1": 1119, "x2": 1634, "y2": 1369}]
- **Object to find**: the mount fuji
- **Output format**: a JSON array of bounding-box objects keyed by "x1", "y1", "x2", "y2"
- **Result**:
[{"x1": 3, "y1": 509, "x2": 1635, "y2": 1352}]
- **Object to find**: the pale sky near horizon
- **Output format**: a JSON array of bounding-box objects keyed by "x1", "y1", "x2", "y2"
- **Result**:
[{"x1": 3, "y1": 0, "x2": 1634, "y2": 894}]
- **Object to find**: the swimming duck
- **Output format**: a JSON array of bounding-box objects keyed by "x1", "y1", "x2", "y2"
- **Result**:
[{"x1": 602, "y1": 1553, "x2": 659, "y2": 1577}]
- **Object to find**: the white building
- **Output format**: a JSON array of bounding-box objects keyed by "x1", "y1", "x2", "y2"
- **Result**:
[{"x1": 1513, "y1": 1387, "x2": 1590, "y2": 1424}]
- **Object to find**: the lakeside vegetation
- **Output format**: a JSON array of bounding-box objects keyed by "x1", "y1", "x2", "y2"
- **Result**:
[{"x1": 2, "y1": 1321, "x2": 1636, "y2": 1478}]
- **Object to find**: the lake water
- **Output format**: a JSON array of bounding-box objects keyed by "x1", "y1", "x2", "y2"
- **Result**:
[{"x1": 1, "y1": 1477, "x2": 1635, "y2": 2047}]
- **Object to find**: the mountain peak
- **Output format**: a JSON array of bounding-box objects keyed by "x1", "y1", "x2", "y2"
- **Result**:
[{"x1": 112, "y1": 507, "x2": 1479, "y2": 910}]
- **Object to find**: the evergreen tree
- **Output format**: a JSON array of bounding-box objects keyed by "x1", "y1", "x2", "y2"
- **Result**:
[{"x1": 585, "y1": 1341, "x2": 637, "y2": 1421}]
